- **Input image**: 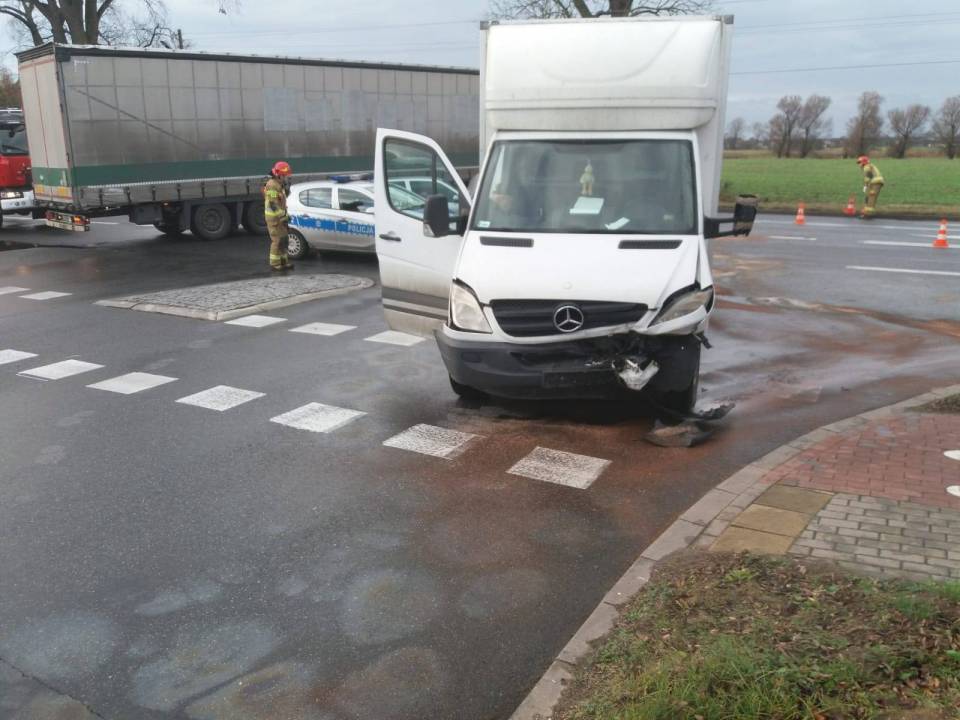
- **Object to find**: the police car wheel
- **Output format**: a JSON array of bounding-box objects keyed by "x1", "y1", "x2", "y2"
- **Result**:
[{"x1": 287, "y1": 230, "x2": 309, "y2": 260}]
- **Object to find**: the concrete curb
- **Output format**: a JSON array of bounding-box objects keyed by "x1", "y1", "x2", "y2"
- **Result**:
[
  {"x1": 94, "y1": 278, "x2": 374, "y2": 321},
  {"x1": 509, "y1": 382, "x2": 960, "y2": 720}
]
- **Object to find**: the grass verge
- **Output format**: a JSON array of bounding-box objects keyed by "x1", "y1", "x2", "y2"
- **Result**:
[
  {"x1": 720, "y1": 157, "x2": 960, "y2": 220},
  {"x1": 555, "y1": 551, "x2": 960, "y2": 720},
  {"x1": 910, "y1": 393, "x2": 960, "y2": 415}
]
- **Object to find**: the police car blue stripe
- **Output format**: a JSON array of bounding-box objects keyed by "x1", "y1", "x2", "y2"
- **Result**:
[{"x1": 290, "y1": 215, "x2": 374, "y2": 237}]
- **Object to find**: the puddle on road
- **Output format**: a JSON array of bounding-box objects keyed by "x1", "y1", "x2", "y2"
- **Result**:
[{"x1": 0, "y1": 240, "x2": 38, "y2": 251}]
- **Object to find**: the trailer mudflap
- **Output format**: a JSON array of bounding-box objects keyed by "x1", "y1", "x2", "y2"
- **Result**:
[{"x1": 45, "y1": 210, "x2": 90, "y2": 232}]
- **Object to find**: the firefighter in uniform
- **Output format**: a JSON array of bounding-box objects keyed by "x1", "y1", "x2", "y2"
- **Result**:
[
  {"x1": 264, "y1": 161, "x2": 294, "y2": 271},
  {"x1": 857, "y1": 155, "x2": 884, "y2": 219}
]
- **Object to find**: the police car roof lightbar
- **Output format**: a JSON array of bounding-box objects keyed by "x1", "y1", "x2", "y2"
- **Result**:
[{"x1": 329, "y1": 173, "x2": 373, "y2": 183}]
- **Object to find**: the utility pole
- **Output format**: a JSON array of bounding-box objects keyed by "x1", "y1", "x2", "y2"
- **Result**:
[{"x1": 176, "y1": 29, "x2": 184, "y2": 49}]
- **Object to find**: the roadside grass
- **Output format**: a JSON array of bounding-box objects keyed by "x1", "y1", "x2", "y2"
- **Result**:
[
  {"x1": 720, "y1": 157, "x2": 960, "y2": 219},
  {"x1": 555, "y1": 551, "x2": 960, "y2": 720},
  {"x1": 911, "y1": 393, "x2": 960, "y2": 414}
]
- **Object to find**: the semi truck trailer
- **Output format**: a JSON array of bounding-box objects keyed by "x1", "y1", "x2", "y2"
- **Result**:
[
  {"x1": 16, "y1": 44, "x2": 479, "y2": 239},
  {"x1": 372, "y1": 15, "x2": 756, "y2": 412}
]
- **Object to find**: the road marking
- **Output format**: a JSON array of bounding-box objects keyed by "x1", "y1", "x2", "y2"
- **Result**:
[
  {"x1": 290, "y1": 322, "x2": 356, "y2": 336},
  {"x1": 223, "y1": 315, "x2": 287, "y2": 328},
  {"x1": 364, "y1": 330, "x2": 424, "y2": 347},
  {"x1": 87, "y1": 372, "x2": 178, "y2": 394},
  {"x1": 177, "y1": 385, "x2": 265, "y2": 411},
  {"x1": 945, "y1": 450, "x2": 960, "y2": 461},
  {"x1": 0, "y1": 349, "x2": 38, "y2": 365},
  {"x1": 760, "y1": 219, "x2": 848, "y2": 228},
  {"x1": 847, "y1": 265, "x2": 960, "y2": 278},
  {"x1": 910, "y1": 233, "x2": 960, "y2": 240},
  {"x1": 19, "y1": 291, "x2": 72, "y2": 300},
  {"x1": 508, "y1": 447, "x2": 611, "y2": 490},
  {"x1": 383, "y1": 423, "x2": 480, "y2": 459},
  {"x1": 864, "y1": 240, "x2": 959, "y2": 249},
  {"x1": 768, "y1": 235, "x2": 816, "y2": 241},
  {"x1": 19, "y1": 359, "x2": 104, "y2": 380},
  {"x1": 0, "y1": 286, "x2": 30, "y2": 296},
  {"x1": 270, "y1": 402, "x2": 366, "y2": 433},
  {"x1": 91, "y1": 221, "x2": 118, "y2": 225}
]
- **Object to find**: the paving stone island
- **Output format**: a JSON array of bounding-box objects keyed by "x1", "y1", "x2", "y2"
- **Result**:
[{"x1": 95, "y1": 273, "x2": 374, "y2": 320}]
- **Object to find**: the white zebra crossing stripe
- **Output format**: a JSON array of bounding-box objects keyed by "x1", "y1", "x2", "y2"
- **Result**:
[
  {"x1": 19, "y1": 359, "x2": 104, "y2": 380},
  {"x1": 508, "y1": 447, "x2": 611, "y2": 490},
  {"x1": 364, "y1": 330, "x2": 424, "y2": 347},
  {"x1": 0, "y1": 286, "x2": 30, "y2": 296},
  {"x1": 270, "y1": 402, "x2": 365, "y2": 433},
  {"x1": 87, "y1": 372, "x2": 178, "y2": 394},
  {"x1": 0, "y1": 349, "x2": 37, "y2": 365},
  {"x1": 177, "y1": 385, "x2": 265, "y2": 411},
  {"x1": 20, "y1": 291, "x2": 72, "y2": 300},
  {"x1": 223, "y1": 315, "x2": 287, "y2": 328},
  {"x1": 290, "y1": 322, "x2": 356, "y2": 336},
  {"x1": 383, "y1": 424, "x2": 480, "y2": 459}
]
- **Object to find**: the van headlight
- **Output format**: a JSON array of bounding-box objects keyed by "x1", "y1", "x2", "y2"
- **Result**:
[
  {"x1": 651, "y1": 287, "x2": 714, "y2": 326},
  {"x1": 450, "y1": 281, "x2": 492, "y2": 333}
]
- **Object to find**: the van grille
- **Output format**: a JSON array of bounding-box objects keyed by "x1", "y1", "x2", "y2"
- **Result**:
[{"x1": 490, "y1": 300, "x2": 647, "y2": 338}]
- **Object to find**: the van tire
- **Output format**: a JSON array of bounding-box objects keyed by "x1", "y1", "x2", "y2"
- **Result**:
[
  {"x1": 449, "y1": 376, "x2": 486, "y2": 402},
  {"x1": 191, "y1": 203, "x2": 231, "y2": 241},
  {"x1": 653, "y1": 345, "x2": 700, "y2": 415},
  {"x1": 242, "y1": 201, "x2": 268, "y2": 235},
  {"x1": 287, "y1": 229, "x2": 309, "y2": 260}
]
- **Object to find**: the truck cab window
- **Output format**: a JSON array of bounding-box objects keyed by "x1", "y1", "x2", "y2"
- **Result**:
[
  {"x1": 0, "y1": 126, "x2": 28, "y2": 156},
  {"x1": 472, "y1": 139, "x2": 697, "y2": 235}
]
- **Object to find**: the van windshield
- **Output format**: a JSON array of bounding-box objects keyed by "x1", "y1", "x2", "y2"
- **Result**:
[
  {"x1": 472, "y1": 139, "x2": 697, "y2": 235},
  {"x1": 0, "y1": 125, "x2": 28, "y2": 156}
]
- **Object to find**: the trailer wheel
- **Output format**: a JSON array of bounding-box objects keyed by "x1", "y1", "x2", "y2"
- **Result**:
[
  {"x1": 191, "y1": 203, "x2": 231, "y2": 241},
  {"x1": 286, "y1": 229, "x2": 309, "y2": 260},
  {"x1": 242, "y1": 201, "x2": 268, "y2": 235}
]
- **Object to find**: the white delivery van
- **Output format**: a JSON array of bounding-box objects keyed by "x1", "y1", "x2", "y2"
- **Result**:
[{"x1": 373, "y1": 16, "x2": 756, "y2": 412}]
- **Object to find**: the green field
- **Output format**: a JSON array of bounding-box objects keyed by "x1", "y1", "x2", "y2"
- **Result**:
[{"x1": 720, "y1": 156, "x2": 960, "y2": 218}]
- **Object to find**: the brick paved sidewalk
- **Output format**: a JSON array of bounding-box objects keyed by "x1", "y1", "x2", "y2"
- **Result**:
[{"x1": 711, "y1": 405, "x2": 960, "y2": 581}]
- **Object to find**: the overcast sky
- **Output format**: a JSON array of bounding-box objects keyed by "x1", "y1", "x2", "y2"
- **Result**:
[{"x1": 5, "y1": 0, "x2": 960, "y2": 135}]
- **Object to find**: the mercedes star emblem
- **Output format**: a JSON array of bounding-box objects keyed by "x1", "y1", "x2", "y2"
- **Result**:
[{"x1": 553, "y1": 305, "x2": 585, "y2": 333}]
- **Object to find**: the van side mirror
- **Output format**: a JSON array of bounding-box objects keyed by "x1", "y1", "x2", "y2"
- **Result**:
[
  {"x1": 423, "y1": 194, "x2": 451, "y2": 238},
  {"x1": 704, "y1": 194, "x2": 759, "y2": 239}
]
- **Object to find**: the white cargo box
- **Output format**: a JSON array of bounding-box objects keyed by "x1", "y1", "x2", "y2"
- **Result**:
[{"x1": 480, "y1": 15, "x2": 733, "y2": 214}]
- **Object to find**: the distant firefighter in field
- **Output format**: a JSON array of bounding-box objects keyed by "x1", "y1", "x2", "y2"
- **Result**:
[
  {"x1": 857, "y1": 155, "x2": 884, "y2": 219},
  {"x1": 264, "y1": 161, "x2": 294, "y2": 271}
]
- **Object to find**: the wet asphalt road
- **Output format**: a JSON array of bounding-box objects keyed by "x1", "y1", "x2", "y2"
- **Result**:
[{"x1": 1, "y1": 214, "x2": 959, "y2": 720}]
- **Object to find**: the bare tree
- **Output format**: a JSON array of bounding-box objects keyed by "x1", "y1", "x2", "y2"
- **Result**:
[
  {"x1": 845, "y1": 91, "x2": 884, "y2": 157},
  {"x1": 0, "y1": 0, "x2": 232, "y2": 48},
  {"x1": 749, "y1": 121, "x2": 768, "y2": 150},
  {"x1": 724, "y1": 117, "x2": 745, "y2": 150},
  {"x1": 932, "y1": 96, "x2": 960, "y2": 159},
  {"x1": 887, "y1": 104, "x2": 931, "y2": 159},
  {"x1": 797, "y1": 94, "x2": 831, "y2": 158},
  {"x1": 767, "y1": 95, "x2": 802, "y2": 158},
  {"x1": 0, "y1": 67, "x2": 20, "y2": 107},
  {"x1": 490, "y1": 0, "x2": 715, "y2": 19}
]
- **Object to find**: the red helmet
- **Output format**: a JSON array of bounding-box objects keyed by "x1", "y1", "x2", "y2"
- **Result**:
[
  {"x1": 856, "y1": 155, "x2": 869, "y2": 165},
  {"x1": 272, "y1": 161, "x2": 292, "y2": 177}
]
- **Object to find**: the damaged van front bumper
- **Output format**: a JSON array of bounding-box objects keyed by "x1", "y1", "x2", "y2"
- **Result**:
[{"x1": 436, "y1": 328, "x2": 700, "y2": 400}]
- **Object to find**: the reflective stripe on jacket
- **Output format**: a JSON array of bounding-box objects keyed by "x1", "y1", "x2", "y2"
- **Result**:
[{"x1": 263, "y1": 177, "x2": 288, "y2": 219}]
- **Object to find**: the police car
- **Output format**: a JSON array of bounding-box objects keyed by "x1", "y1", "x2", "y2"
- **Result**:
[{"x1": 285, "y1": 179, "x2": 427, "y2": 259}]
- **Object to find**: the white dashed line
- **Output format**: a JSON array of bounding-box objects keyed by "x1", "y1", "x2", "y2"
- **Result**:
[
  {"x1": 19, "y1": 359, "x2": 104, "y2": 380},
  {"x1": 863, "y1": 240, "x2": 958, "y2": 249},
  {"x1": 0, "y1": 286, "x2": 30, "y2": 296},
  {"x1": 19, "y1": 291, "x2": 72, "y2": 300},
  {"x1": 945, "y1": 450, "x2": 960, "y2": 461},
  {"x1": 847, "y1": 265, "x2": 960, "y2": 278},
  {"x1": 364, "y1": 330, "x2": 424, "y2": 347},
  {"x1": 768, "y1": 235, "x2": 816, "y2": 241},
  {"x1": 223, "y1": 315, "x2": 287, "y2": 328},
  {"x1": 290, "y1": 322, "x2": 356, "y2": 336},
  {"x1": 177, "y1": 385, "x2": 265, "y2": 411},
  {"x1": 270, "y1": 402, "x2": 366, "y2": 433},
  {"x1": 87, "y1": 372, "x2": 178, "y2": 394},
  {"x1": 383, "y1": 424, "x2": 480, "y2": 459},
  {"x1": 0, "y1": 349, "x2": 38, "y2": 365},
  {"x1": 508, "y1": 447, "x2": 611, "y2": 490}
]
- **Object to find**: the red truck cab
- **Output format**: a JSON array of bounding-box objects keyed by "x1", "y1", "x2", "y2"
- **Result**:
[{"x1": 0, "y1": 108, "x2": 34, "y2": 226}]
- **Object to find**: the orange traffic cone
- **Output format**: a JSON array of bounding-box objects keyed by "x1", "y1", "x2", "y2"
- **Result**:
[
  {"x1": 844, "y1": 196, "x2": 856, "y2": 216},
  {"x1": 794, "y1": 202, "x2": 806, "y2": 225},
  {"x1": 933, "y1": 218, "x2": 950, "y2": 248}
]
